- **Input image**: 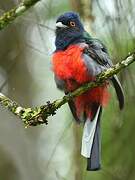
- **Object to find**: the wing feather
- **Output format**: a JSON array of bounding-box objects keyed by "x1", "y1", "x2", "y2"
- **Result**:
[{"x1": 82, "y1": 38, "x2": 124, "y2": 109}]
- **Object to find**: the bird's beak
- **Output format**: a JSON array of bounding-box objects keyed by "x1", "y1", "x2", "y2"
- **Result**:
[{"x1": 56, "y1": 22, "x2": 67, "y2": 28}]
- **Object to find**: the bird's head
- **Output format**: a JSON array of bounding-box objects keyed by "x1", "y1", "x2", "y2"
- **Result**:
[
  {"x1": 56, "y1": 12, "x2": 84, "y2": 32},
  {"x1": 55, "y1": 12, "x2": 85, "y2": 50}
]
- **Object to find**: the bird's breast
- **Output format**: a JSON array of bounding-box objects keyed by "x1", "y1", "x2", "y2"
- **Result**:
[
  {"x1": 52, "y1": 44, "x2": 110, "y2": 112},
  {"x1": 52, "y1": 44, "x2": 92, "y2": 84}
]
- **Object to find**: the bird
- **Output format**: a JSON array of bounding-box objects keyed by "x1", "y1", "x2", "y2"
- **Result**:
[{"x1": 52, "y1": 12, "x2": 124, "y2": 171}]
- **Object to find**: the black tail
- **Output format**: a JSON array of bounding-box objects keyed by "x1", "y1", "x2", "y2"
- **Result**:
[
  {"x1": 87, "y1": 107, "x2": 102, "y2": 171},
  {"x1": 111, "y1": 75, "x2": 124, "y2": 110}
]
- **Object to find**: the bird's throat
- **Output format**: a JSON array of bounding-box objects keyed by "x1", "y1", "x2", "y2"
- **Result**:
[{"x1": 55, "y1": 29, "x2": 84, "y2": 51}]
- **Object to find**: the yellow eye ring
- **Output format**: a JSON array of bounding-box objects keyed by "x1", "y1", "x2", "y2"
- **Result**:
[{"x1": 70, "y1": 21, "x2": 76, "y2": 27}]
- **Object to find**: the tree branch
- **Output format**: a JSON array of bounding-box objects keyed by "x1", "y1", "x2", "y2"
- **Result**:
[
  {"x1": 0, "y1": 0, "x2": 41, "y2": 31},
  {"x1": 0, "y1": 52, "x2": 135, "y2": 127}
]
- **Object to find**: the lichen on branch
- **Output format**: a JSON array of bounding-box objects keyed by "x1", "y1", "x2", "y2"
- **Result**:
[
  {"x1": 0, "y1": 52, "x2": 135, "y2": 127},
  {"x1": 0, "y1": 0, "x2": 41, "y2": 30}
]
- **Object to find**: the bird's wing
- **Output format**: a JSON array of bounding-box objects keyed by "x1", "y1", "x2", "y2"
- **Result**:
[
  {"x1": 83, "y1": 38, "x2": 113, "y2": 68},
  {"x1": 54, "y1": 75, "x2": 81, "y2": 122},
  {"x1": 54, "y1": 75, "x2": 65, "y2": 91},
  {"x1": 82, "y1": 38, "x2": 124, "y2": 109}
]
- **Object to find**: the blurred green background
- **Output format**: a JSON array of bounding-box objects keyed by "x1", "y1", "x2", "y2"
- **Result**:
[{"x1": 0, "y1": 0, "x2": 135, "y2": 179}]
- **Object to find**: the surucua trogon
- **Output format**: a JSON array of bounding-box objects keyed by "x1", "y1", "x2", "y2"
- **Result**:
[{"x1": 51, "y1": 12, "x2": 124, "y2": 171}]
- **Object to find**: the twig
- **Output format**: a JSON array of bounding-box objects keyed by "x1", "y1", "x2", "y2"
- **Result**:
[
  {"x1": 0, "y1": 0, "x2": 41, "y2": 31},
  {"x1": 0, "y1": 52, "x2": 135, "y2": 127}
]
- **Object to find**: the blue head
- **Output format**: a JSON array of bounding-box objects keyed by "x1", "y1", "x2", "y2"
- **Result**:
[{"x1": 55, "y1": 12, "x2": 85, "y2": 51}]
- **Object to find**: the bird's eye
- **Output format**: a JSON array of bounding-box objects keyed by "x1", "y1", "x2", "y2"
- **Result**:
[{"x1": 69, "y1": 21, "x2": 76, "y2": 27}]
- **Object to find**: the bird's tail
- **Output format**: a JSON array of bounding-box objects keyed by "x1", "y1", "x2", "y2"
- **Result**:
[
  {"x1": 111, "y1": 75, "x2": 124, "y2": 110},
  {"x1": 81, "y1": 106, "x2": 102, "y2": 171}
]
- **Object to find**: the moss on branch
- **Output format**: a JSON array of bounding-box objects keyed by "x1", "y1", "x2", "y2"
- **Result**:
[
  {"x1": 0, "y1": 52, "x2": 135, "y2": 127},
  {"x1": 0, "y1": 0, "x2": 41, "y2": 30}
]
